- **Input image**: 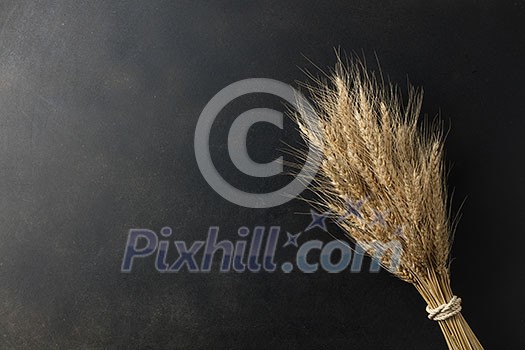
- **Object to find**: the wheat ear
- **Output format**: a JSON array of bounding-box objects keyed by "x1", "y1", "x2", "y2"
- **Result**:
[{"x1": 294, "y1": 58, "x2": 483, "y2": 349}]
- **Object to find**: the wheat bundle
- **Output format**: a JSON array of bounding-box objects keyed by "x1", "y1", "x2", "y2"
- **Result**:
[{"x1": 294, "y1": 58, "x2": 483, "y2": 349}]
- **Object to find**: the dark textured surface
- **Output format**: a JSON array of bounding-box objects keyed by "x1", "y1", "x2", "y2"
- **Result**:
[{"x1": 0, "y1": 0, "x2": 524, "y2": 348}]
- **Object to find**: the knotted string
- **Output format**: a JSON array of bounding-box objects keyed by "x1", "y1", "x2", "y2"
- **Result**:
[{"x1": 426, "y1": 295, "x2": 462, "y2": 321}]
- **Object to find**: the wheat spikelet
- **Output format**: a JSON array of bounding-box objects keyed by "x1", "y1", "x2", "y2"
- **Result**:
[{"x1": 294, "y1": 57, "x2": 483, "y2": 349}]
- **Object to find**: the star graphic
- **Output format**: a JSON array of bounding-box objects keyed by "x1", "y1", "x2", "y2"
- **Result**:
[
  {"x1": 305, "y1": 209, "x2": 328, "y2": 232},
  {"x1": 393, "y1": 225, "x2": 404, "y2": 237},
  {"x1": 369, "y1": 208, "x2": 388, "y2": 228},
  {"x1": 283, "y1": 231, "x2": 301, "y2": 247},
  {"x1": 338, "y1": 198, "x2": 366, "y2": 222}
]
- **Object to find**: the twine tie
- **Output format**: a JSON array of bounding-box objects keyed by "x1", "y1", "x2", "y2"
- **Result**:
[{"x1": 426, "y1": 295, "x2": 462, "y2": 321}]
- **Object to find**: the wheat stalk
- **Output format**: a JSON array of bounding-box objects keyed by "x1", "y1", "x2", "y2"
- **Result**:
[{"x1": 294, "y1": 57, "x2": 483, "y2": 349}]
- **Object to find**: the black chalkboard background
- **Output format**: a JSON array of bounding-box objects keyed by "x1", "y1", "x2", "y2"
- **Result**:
[{"x1": 1, "y1": 1, "x2": 524, "y2": 349}]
